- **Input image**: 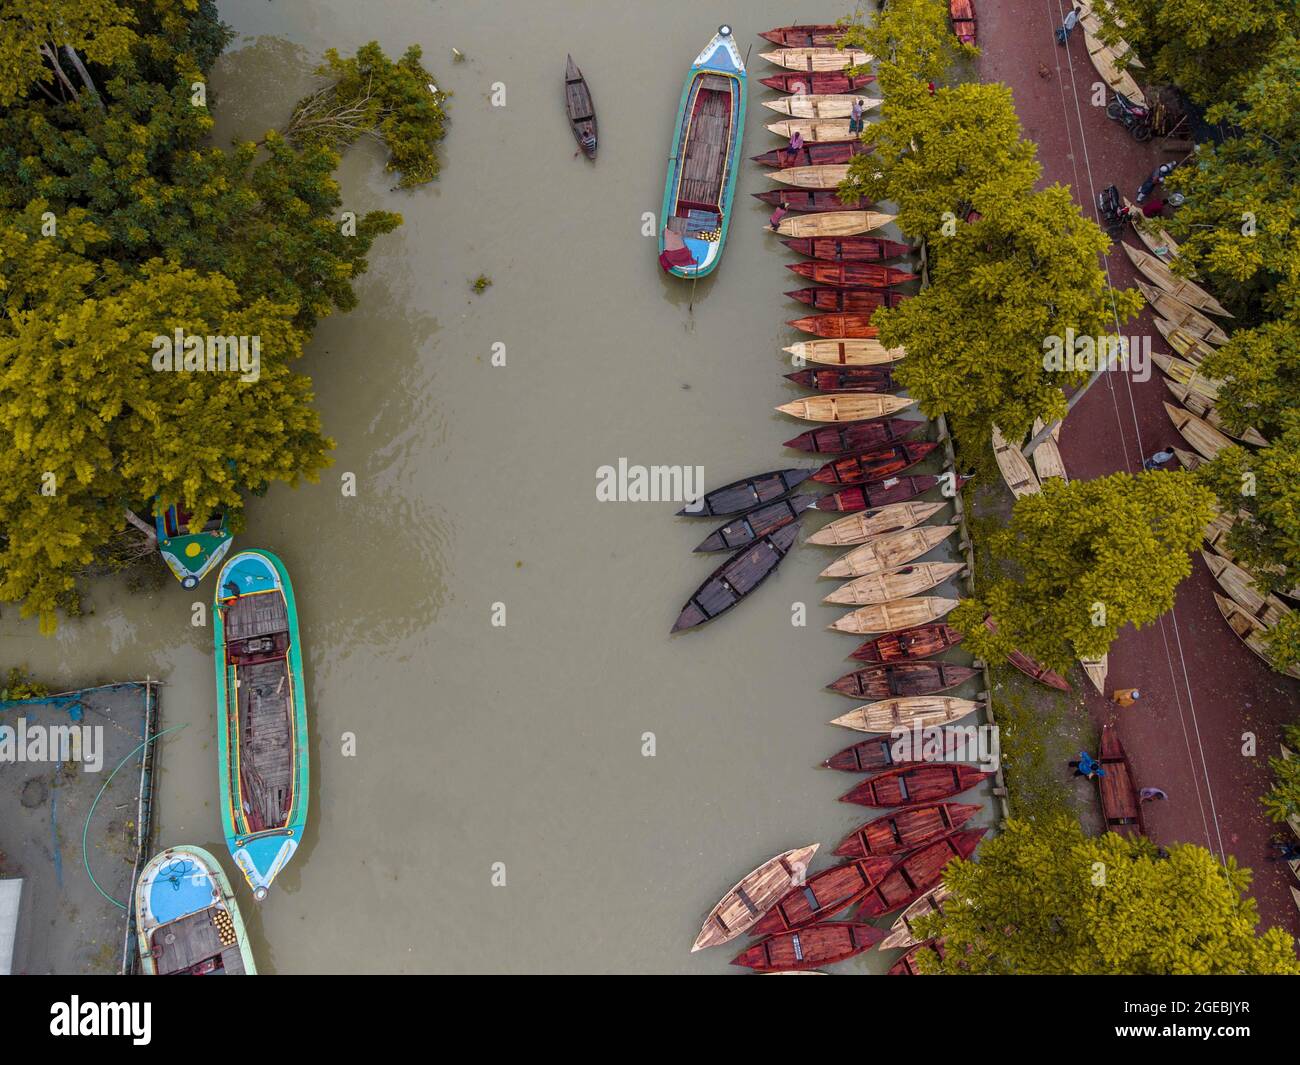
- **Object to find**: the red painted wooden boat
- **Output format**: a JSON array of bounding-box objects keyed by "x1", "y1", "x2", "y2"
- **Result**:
[
  {"x1": 754, "y1": 189, "x2": 872, "y2": 213},
  {"x1": 759, "y1": 25, "x2": 847, "y2": 47},
  {"x1": 827, "y1": 662, "x2": 977, "y2": 699},
  {"x1": 982, "y1": 616, "x2": 1070, "y2": 691},
  {"x1": 832, "y1": 802, "x2": 983, "y2": 858},
  {"x1": 789, "y1": 312, "x2": 881, "y2": 339},
  {"x1": 751, "y1": 140, "x2": 872, "y2": 169},
  {"x1": 733, "y1": 923, "x2": 882, "y2": 972},
  {"x1": 760, "y1": 71, "x2": 877, "y2": 95},
  {"x1": 949, "y1": 0, "x2": 977, "y2": 45},
  {"x1": 812, "y1": 474, "x2": 970, "y2": 513},
  {"x1": 693, "y1": 493, "x2": 817, "y2": 552},
  {"x1": 678, "y1": 467, "x2": 811, "y2": 517},
  {"x1": 839, "y1": 762, "x2": 991, "y2": 807},
  {"x1": 889, "y1": 940, "x2": 944, "y2": 975},
  {"x1": 786, "y1": 367, "x2": 896, "y2": 395},
  {"x1": 1098, "y1": 723, "x2": 1146, "y2": 838},
  {"x1": 783, "y1": 418, "x2": 923, "y2": 454},
  {"x1": 751, "y1": 857, "x2": 895, "y2": 935},
  {"x1": 782, "y1": 236, "x2": 912, "y2": 262},
  {"x1": 787, "y1": 261, "x2": 918, "y2": 288},
  {"x1": 823, "y1": 731, "x2": 963, "y2": 773},
  {"x1": 850, "y1": 622, "x2": 965, "y2": 663},
  {"x1": 855, "y1": 829, "x2": 986, "y2": 918},
  {"x1": 811, "y1": 441, "x2": 939, "y2": 486},
  {"x1": 786, "y1": 287, "x2": 908, "y2": 313},
  {"x1": 671, "y1": 524, "x2": 800, "y2": 633}
]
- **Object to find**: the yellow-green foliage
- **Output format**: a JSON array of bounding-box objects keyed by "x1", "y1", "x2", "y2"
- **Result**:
[
  {"x1": 1262, "y1": 724, "x2": 1300, "y2": 826},
  {"x1": 840, "y1": 0, "x2": 974, "y2": 88},
  {"x1": 0, "y1": 0, "x2": 139, "y2": 105}
]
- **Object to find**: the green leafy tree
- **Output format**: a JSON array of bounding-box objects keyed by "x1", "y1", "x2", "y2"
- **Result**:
[
  {"x1": 0, "y1": 0, "x2": 137, "y2": 105},
  {"x1": 1198, "y1": 319, "x2": 1299, "y2": 440},
  {"x1": 917, "y1": 817, "x2": 1300, "y2": 974},
  {"x1": 951, "y1": 472, "x2": 1216, "y2": 672},
  {"x1": 839, "y1": 0, "x2": 973, "y2": 88},
  {"x1": 1261, "y1": 723, "x2": 1300, "y2": 829}
]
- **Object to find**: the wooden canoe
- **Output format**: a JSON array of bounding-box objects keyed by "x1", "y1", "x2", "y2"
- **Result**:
[
  {"x1": 564, "y1": 55, "x2": 597, "y2": 159},
  {"x1": 1080, "y1": 654, "x2": 1108, "y2": 694},
  {"x1": 1029, "y1": 418, "x2": 1068, "y2": 483},
  {"x1": 783, "y1": 236, "x2": 912, "y2": 261},
  {"x1": 1124, "y1": 201, "x2": 1181, "y2": 261},
  {"x1": 678, "y1": 467, "x2": 811, "y2": 517},
  {"x1": 992, "y1": 424, "x2": 1041, "y2": 498},
  {"x1": 1098, "y1": 723, "x2": 1146, "y2": 838},
  {"x1": 776, "y1": 393, "x2": 913, "y2": 423},
  {"x1": 829, "y1": 695, "x2": 979, "y2": 732},
  {"x1": 783, "y1": 417, "x2": 921, "y2": 453},
  {"x1": 1281, "y1": 745, "x2": 1300, "y2": 840},
  {"x1": 831, "y1": 802, "x2": 981, "y2": 857},
  {"x1": 732, "y1": 923, "x2": 882, "y2": 972},
  {"x1": 760, "y1": 48, "x2": 871, "y2": 72},
  {"x1": 750, "y1": 857, "x2": 896, "y2": 935},
  {"x1": 850, "y1": 623, "x2": 965, "y2": 663},
  {"x1": 693, "y1": 493, "x2": 818, "y2": 552},
  {"x1": 1202, "y1": 550, "x2": 1291, "y2": 628},
  {"x1": 823, "y1": 731, "x2": 960, "y2": 774},
  {"x1": 879, "y1": 886, "x2": 953, "y2": 951},
  {"x1": 1174, "y1": 447, "x2": 1202, "y2": 471},
  {"x1": 692, "y1": 843, "x2": 820, "y2": 951},
  {"x1": 1084, "y1": 31, "x2": 1142, "y2": 101},
  {"x1": 1213, "y1": 591, "x2": 1299, "y2": 678},
  {"x1": 787, "y1": 287, "x2": 906, "y2": 313},
  {"x1": 787, "y1": 366, "x2": 895, "y2": 394},
  {"x1": 760, "y1": 71, "x2": 876, "y2": 94},
  {"x1": 767, "y1": 163, "x2": 851, "y2": 188},
  {"x1": 813, "y1": 474, "x2": 969, "y2": 513},
  {"x1": 1120, "y1": 243, "x2": 1231, "y2": 318},
  {"x1": 784, "y1": 338, "x2": 907, "y2": 366},
  {"x1": 807, "y1": 502, "x2": 948, "y2": 546},
  {"x1": 829, "y1": 597, "x2": 962, "y2": 636},
  {"x1": 983, "y1": 615, "x2": 1071, "y2": 691},
  {"x1": 1155, "y1": 317, "x2": 1219, "y2": 363},
  {"x1": 824, "y1": 561, "x2": 964, "y2": 605},
  {"x1": 826, "y1": 661, "x2": 976, "y2": 699},
  {"x1": 671, "y1": 524, "x2": 800, "y2": 632},
  {"x1": 950, "y1": 0, "x2": 977, "y2": 43},
  {"x1": 770, "y1": 211, "x2": 896, "y2": 238},
  {"x1": 1137, "y1": 280, "x2": 1230, "y2": 345},
  {"x1": 1163, "y1": 401, "x2": 1233, "y2": 461},
  {"x1": 787, "y1": 261, "x2": 917, "y2": 288},
  {"x1": 759, "y1": 25, "x2": 848, "y2": 47},
  {"x1": 810, "y1": 440, "x2": 939, "y2": 485},
  {"x1": 764, "y1": 95, "x2": 881, "y2": 120},
  {"x1": 821, "y1": 525, "x2": 956, "y2": 579},
  {"x1": 788, "y1": 311, "x2": 885, "y2": 337},
  {"x1": 752, "y1": 140, "x2": 872, "y2": 169},
  {"x1": 1153, "y1": 352, "x2": 1222, "y2": 402},
  {"x1": 855, "y1": 829, "x2": 985, "y2": 920},
  {"x1": 889, "y1": 941, "x2": 944, "y2": 976},
  {"x1": 1164, "y1": 381, "x2": 1267, "y2": 446},
  {"x1": 754, "y1": 188, "x2": 871, "y2": 213},
  {"x1": 840, "y1": 763, "x2": 991, "y2": 808},
  {"x1": 767, "y1": 118, "x2": 869, "y2": 142}
]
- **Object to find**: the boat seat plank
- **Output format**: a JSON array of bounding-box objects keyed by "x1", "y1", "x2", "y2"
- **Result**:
[{"x1": 224, "y1": 594, "x2": 289, "y2": 642}]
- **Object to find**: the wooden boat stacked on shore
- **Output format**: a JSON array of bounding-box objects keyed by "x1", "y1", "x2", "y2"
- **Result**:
[{"x1": 1098, "y1": 724, "x2": 1145, "y2": 838}]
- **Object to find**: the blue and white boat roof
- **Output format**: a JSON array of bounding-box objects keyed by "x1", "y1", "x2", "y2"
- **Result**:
[{"x1": 693, "y1": 25, "x2": 746, "y2": 75}]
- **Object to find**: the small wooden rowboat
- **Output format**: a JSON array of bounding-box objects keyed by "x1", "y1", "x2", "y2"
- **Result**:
[
  {"x1": 752, "y1": 140, "x2": 872, "y2": 169},
  {"x1": 784, "y1": 236, "x2": 912, "y2": 261},
  {"x1": 776, "y1": 393, "x2": 914, "y2": 423},
  {"x1": 1175, "y1": 447, "x2": 1203, "y2": 471},
  {"x1": 770, "y1": 211, "x2": 896, "y2": 238},
  {"x1": 671, "y1": 523, "x2": 800, "y2": 632},
  {"x1": 879, "y1": 886, "x2": 953, "y2": 951},
  {"x1": 678, "y1": 467, "x2": 811, "y2": 517},
  {"x1": 992, "y1": 424, "x2": 1041, "y2": 498},
  {"x1": 760, "y1": 71, "x2": 876, "y2": 94},
  {"x1": 813, "y1": 474, "x2": 969, "y2": 513},
  {"x1": 810, "y1": 441, "x2": 938, "y2": 485},
  {"x1": 135, "y1": 845, "x2": 256, "y2": 975},
  {"x1": 821, "y1": 525, "x2": 956, "y2": 579},
  {"x1": 1155, "y1": 317, "x2": 1218, "y2": 363},
  {"x1": 694, "y1": 494, "x2": 818, "y2": 552},
  {"x1": 1214, "y1": 592, "x2": 1300, "y2": 680},
  {"x1": 1164, "y1": 382, "x2": 1267, "y2": 447},
  {"x1": 850, "y1": 623, "x2": 965, "y2": 663},
  {"x1": 754, "y1": 189, "x2": 871, "y2": 213},
  {"x1": 785, "y1": 339, "x2": 907, "y2": 367},
  {"x1": 1154, "y1": 353, "x2": 1222, "y2": 403},
  {"x1": 764, "y1": 95, "x2": 881, "y2": 120},
  {"x1": 750, "y1": 857, "x2": 896, "y2": 934},
  {"x1": 1098, "y1": 724, "x2": 1146, "y2": 838},
  {"x1": 1029, "y1": 418, "x2": 1068, "y2": 483},
  {"x1": 1202, "y1": 550, "x2": 1291, "y2": 627},
  {"x1": 759, "y1": 25, "x2": 848, "y2": 48},
  {"x1": 1163, "y1": 401, "x2": 1233, "y2": 461},
  {"x1": 1137, "y1": 281, "x2": 1230, "y2": 345},
  {"x1": 827, "y1": 660, "x2": 976, "y2": 699},
  {"x1": 824, "y1": 561, "x2": 964, "y2": 605},
  {"x1": 767, "y1": 118, "x2": 871, "y2": 142},
  {"x1": 839, "y1": 763, "x2": 991, "y2": 808},
  {"x1": 787, "y1": 261, "x2": 917, "y2": 288},
  {"x1": 831, "y1": 802, "x2": 981, "y2": 857},
  {"x1": 829, "y1": 596, "x2": 962, "y2": 636},
  {"x1": 855, "y1": 830, "x2": 985, "y2": 920},
  {"x1": 784, "y1": 417, "x2": 921, "y2": 453},
  {"x1": 949, "y1": 0, "x2": 977, "y2": 44},
  {"x1": 809, "y1": 504, "x2": 949, "y2": 548},
  {"x1": 1120, "y1": 243, "x2": 1231, "y2": 318},
  {"x1": 767, "y1": 163, "x2": 851, "y2": 188},
  {"x1": 889, "y1": 941, "x2": 944, "y2": 975},
  {"x1": 564, "y1": 55, "x2": 597, "y2": 159},
  {"x1": 692, "y1": 843, "x2": 820, "y2": 951},
  {"x1": 830, "y1": 695, "x2": 979, "y2": 732},
  {"x1": 787, "y1": 287, "x2": 907, "y2": 313},
  {"x1": 983, "y1": 615, "x2": 1071, "y2": 692},
  {"x1": 760, "y1": 47, "x2": 872, "y2": 72},
  {"x1": 1085, "y1": 31, "x2": 1142, "y2": 102},
  {"x1": 1125, "y1": 200, "x2": 1180, "y2": 260},
  {"x1": 1080, "y1": 654, "x2": 1109, "y2": 694},
  {"x1": 733, "y1": 923, "x2": 883, "y2": 972},
  {"x1": 788, "y1": 311, "x2": 884, "y2": 337}
]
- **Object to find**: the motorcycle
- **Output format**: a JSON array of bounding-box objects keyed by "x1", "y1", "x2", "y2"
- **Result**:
[{"x1": 1105, "y1": 91, "x2": 1152, "y2": 142}]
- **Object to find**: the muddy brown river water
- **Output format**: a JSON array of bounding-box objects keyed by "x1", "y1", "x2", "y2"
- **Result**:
[{"x1": 2, "y1": 1, "x2": 995, "y2": 972}]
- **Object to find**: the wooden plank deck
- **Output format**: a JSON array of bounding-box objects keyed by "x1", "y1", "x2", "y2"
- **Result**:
[
  {"x1": 677, "y1": 77, "x2": 734, "y2": 210},
  {"x1": 154, "y1": 910, "x2": 246, "y2": 975},
  {"x1": 225, "y1": 592, "x2": 288, "y2": 642},
  {"x1": 237, "y1": 656, "x2": 294, "y2": 830}
]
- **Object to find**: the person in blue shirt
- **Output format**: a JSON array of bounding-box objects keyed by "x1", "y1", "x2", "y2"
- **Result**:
[{"x1": 1070, "y1": 751, "x2": 1106, "y2": 779}]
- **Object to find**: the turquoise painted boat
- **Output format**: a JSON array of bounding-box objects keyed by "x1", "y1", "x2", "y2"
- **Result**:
[
  {"x1": 658, "y1": 26, "x2": 747, "y2": 278},
  {"x1": 135, "y1": 844, "x2": 257, "y2": 974},
  {"x1": 214, "y1": 549, "x2": 309, "y2": 900},
  {"x1": 155, "y1": 503, "x2": 233, "y2": 589}
]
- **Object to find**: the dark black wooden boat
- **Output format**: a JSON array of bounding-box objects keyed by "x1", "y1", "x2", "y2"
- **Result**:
[
  {"x1": 786, "y1": 287, "x2": 908, "y2": 313},
  {"x1": 693, "y1": 494, "x2": 818, "y2": 552},
  {"x1": 671, "y1": 524, "x2": 800, "y2": 632},
  {"x1": 750, "y1": 140, "x2": 872, "y2": 169},
  {"x1": 753, "y1": 189, "x2": 873, "y2": 213},
  {"x1": 785, "y1": 367, "x2": 895, "y2": 394},
  {"x1": 677, "y1": 468, "x2": 811, "y2": 517},
  {"x1": 564, "y1": 55, "x2": 597, "y2": 159},
  {"x1": 783, "y1": 418, "x2": 924, "y2": 454},
  {"x1": 811, "y1": 441, "x2": 940, "y2": 486},
  {"x1": 812, "y1": 473, "x2": 970, "y2": 512},
  {"x1": 827, "y1": 662, "x2": 978, "y2": 699}
]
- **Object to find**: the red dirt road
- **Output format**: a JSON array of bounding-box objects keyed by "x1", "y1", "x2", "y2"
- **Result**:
[{"x1": 977, "y1": 1, "x2": 1300, "y2": 937}]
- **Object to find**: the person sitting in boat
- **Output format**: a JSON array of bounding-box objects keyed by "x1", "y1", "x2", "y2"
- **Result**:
[
  {"x1": 579, "y1": 130, "x2": 596, "y2": 155},
  {"x1": 785, "y1": 130, "x2": 804, "y2": 163},
  {"x1": 849, "y1": 97, "x2": 866, "y2": 134}
]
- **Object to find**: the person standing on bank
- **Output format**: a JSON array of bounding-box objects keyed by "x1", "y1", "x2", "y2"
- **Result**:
[{"x1": 849, "y1": 97, "x2": 866, "y2": 134}]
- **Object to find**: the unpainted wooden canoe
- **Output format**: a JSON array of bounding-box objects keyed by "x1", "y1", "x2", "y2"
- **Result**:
[
  {"x1": 788, "y1": 311, "x2": 884, "y2": 337},
  {"x1": 1202, "y1": 550, "x2": 1291, "y2": 628},
  {"x1": 1163, "y1": 401, "x2": 1233, "y2": 461},
  {"x1": 839, "y1": 764, "x2": 991, "y2": 808},
  {"x1": 1164, "y1": 381, "x2": 1267, "y2": 446},
  {"x1": 782, "y1": 236, "x2": 912, "y2": 261},
  {"x1": 807, "y1": 503, "x2": 948, "y2": 546},
  {"x1": 1154, "y1": 317, "x2": 1218, "y2": 363},
  {"x1": 678, "y1": 467, "x2": 811, "y2": 517},
  {"x1": 733, "y1": 923, "x2": 882, "y2": 971},
  {"x1": 1123, "y1": 200, "x2": 1180, "y2": 260},
  {"x1": 671, "y1": 524, "x2": 800, "y2": 632},
  {"x1": 1084, "y1": 31, "x2": 1142, "y2": 101},
  {"x1": 1029, "y1": 418, "x2": 1068, "y2": 483},
  {"x1": 825, "y1": 560, "x2": 964, "y2": 604},
  {"x1": 1153, "y1": 352, "x2": 1222, "y2": 402},
  {"x1": 787, "y1": 365, "x2": 895, "y2": 393},
  {"x1": 785, "y1": 338, "x2": 906, "y2": 366},
  {"x1": 767, "y1": 117, "x2": 871, "y2": 142},
  {"x1": 760, "y1": 71, "x2": 876, "y2": 94},
  {"x1": 830, "y1": 694, "x2": 979, "y2": 731},
  {"x1": 767, "y1": 163, "x2": 851, "y2": 188},
  {"x1": 832, "y1": 802, "x2": 981, "y2": 857},
  {"x1": 810, "y1": 440, "x2": 938, "y2": 485},
  {"x1": 770, "y1": 210, "x2": 895, "y2": 238},
  {"x1": 783, "y1": 417, "x2": 921, "y2": 453},
  {"x1": 787, "y1": 261, "x2": 916, "y2": 288},
  {"x1": 1121, "y1": 243, "x2": 1230, "y2": 317},
  {"x1": 850, "y1": 622, "x2": 964, "y2": 663},
  {"x1": 776, "y1": 393, "x2": 913, "y2": 422},
  {"x1": 821, "y1": 524, "x2": 956, "y2": 578},
  {"x1": 760, "y1": 25, "x2": 849, "y2": 48},
  {"x1": 1137, "y1": 281, "x2": 1229, "y2": 345},
  {"x1": 693, "y1": 494, "x2": 818, "y2": 552},
  {"x1": 826, "y1": 661, "x2": 976, "y2": 699},
  {"x1": 1080, "y1": 654, "x2": 1108, "y2": 694},
  {"x1": 992, "y1": 424, "x2": 1041, "y2": 498},
  {"x1": 1174, "y1": 447, "x2": 1202, "y2": 471},
  {"x1": 879, "y1": 886, "x2": 953, "y2": 951},
  {"x1": 759, "y1": 47, "x2": 872, "y2": 72},
  {"x1": 763, "y1": 94, "x2": 880, "y2": 120},
  {"x1": 786, "y1": 287, "x2": 904, "y2": 314},
  {"x1": 1212, "y1": 592, "x2": 1300, "y2": 680},
  {"x1": 813, "y1": 474, "x2": 968, "y2": 514},
  {"x1": 752, "y1": 140, "x2": 872, "y2": 168},
  {"x1": 829, "y1": 596, "x2": 961, "y2": 635},
  {"x1": 692, "y1": 843, "x2": 820, "y2": 952},
  {"x1": 1074, "y1": 1, "x2": 1142, "y2": 64}
]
